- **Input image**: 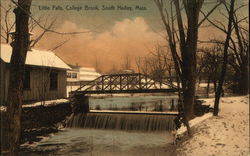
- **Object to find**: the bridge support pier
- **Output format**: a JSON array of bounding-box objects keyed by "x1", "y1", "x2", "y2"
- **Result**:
[{"x1": 71, "y1": 94, "x2": 89, "y2": 113}]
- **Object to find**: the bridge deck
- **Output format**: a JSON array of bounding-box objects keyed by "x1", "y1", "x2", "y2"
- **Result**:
[{"x1": 74, "y1": 88, "x2": 177, "y2": 95}]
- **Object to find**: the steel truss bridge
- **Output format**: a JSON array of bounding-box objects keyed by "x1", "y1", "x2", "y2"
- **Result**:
[{"x1": 71, "y1": 73, "x2": 178, "y2": 95}]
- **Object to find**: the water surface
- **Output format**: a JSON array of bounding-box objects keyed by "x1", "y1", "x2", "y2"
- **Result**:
[
  {"x1": 89, "y1": 95, "x2": 178, "y2": 111},
  {"x1": 21, "y1": 129, "x2": 176, "y2": 156}
]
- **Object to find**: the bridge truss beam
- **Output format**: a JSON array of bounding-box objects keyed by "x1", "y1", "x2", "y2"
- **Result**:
[{"x1": 71, "y1": 73, "x2": 178, "y2": 95}]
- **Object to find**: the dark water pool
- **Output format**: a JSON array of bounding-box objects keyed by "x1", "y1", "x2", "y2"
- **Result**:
[{"x1": 20, "y1": 129, "x2": 176, "y2": 156}]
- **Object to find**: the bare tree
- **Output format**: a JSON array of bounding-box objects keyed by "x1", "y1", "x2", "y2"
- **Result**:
[
  {"x1": 1, "y1": 2, "x2": 51, "y2": 46},
  {"x1": 200, "y1": 1, "x2": 248, "y2": 95},
  {"x1": 135, "y1": 45, "x2": 176, "y2": 89},
  {"x1": 148, "y1": 45, "x2": 168, "y2": 84},
  {"x1": 1, "y1": 1, "x2": 90, "y2": 51},
  {"x1": 200, "y1": 0, "x2": 242, "y2": 115},
  {"x1": 108, "y1": 63, "x2": 118, "y2": 74},
  {"x1": 146, "y1": 45, "x2": 175, "y2": 85},
  {"x1": 0, "y1": 3, "x2": 15, "y2": 43},
  {"x1": 199, "y1": 45, "x2": 224, "y2": 97},
  {"x1": 228, "y1": 10, "x2": 249, "y2": 95},
  {"x1": 3, "y1": 0, "x2": 93, "y2": 153},
  {"x1": 29, "y1": 15, "x2": 57, "y2": 48},
  {"x1": 5, "y1": 0, "x2": 32, "y2": 153},
  {"x1": 135, "y1": 56, "x2": 142, "y2": 73},
  {"x1": 93, "y1": 55, "x2": 102, "y2": 73},
  {"x1": 122, "y1": 54, "x2": 132, "y2": 70},
  {"x1": 211, "y1": 0, "x2": 235, "y2": 116},
  {"x1": 139, "y1": 57, "x2": 151, "y2": 75},
  {"x1": 154, "y1": 0, "x2": 221, "y2": 136}
]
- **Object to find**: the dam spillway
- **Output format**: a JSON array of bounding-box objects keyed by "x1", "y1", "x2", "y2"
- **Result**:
[{"x1": 66, "y1": 111, "x2": 177, "y2": 132}]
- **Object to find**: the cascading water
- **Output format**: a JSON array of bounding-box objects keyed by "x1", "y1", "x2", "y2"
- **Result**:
[{"x1": 66, "y1": 112, "x2": 177, "y2": 131}]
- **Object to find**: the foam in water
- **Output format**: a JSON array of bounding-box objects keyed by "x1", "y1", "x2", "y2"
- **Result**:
[{"x1": 66, "y1": 113, "x2": 176, "y2": 132}]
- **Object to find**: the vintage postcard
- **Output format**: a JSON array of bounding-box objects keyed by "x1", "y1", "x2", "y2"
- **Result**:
[{"x1": 0, "y1": 0, "x2": 249, "y2": 155}]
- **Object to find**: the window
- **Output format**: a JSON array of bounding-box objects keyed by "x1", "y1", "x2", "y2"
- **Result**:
[
  {"x1": 72, "y1": 73, "x2": 77, "y2": 78},
  {"x1": 23, "y1": 69, "x2": 30, "y2": 90},
  {"x1": 50, "y1": 71, "x2": 58, "y2": 90},
  {"x1": 67, "y1": 72, "x2": 71, "y2": 78}
]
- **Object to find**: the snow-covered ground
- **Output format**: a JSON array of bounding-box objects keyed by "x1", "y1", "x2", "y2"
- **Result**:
[
  {"x1": 22, "y1": 99, "x2": 69, "y2": 108},
  {"x1": 177, "y1": 96, "x2": 249, "y2": 156},
  {"x1": 0, "y1": 99, "x2": 69, "y2": 111}
]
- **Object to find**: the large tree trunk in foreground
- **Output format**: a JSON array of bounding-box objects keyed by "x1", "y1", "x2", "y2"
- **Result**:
[
  {"x1": 179, "y1": 1, "x2": 202, "y2": 136},
  {"x1": 213, "y1": 0, "x2": 235, "y2": 116},
  {"x1": 5, "y1": 0, "x2": 32, "y2": 153}
]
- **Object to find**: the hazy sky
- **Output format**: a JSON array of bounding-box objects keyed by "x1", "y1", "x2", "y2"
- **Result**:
[{"x1": 2, "y1": 0, "x2": 248, "y2": 72}]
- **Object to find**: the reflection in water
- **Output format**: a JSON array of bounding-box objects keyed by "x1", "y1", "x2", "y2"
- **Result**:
[
  {"x1": 89, "y1": 95, "x2": 178, "y2": 111},
  {"x1": 21, "y1": 129, "x2": 176, "y2": 156}
]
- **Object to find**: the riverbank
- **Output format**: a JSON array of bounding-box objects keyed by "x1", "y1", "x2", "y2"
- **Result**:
[
  {"x1": 176, "y1": 95, "x2": 249, "y2": 156},
  {"x1": 0, "y1": 101, "x2": 72, "y2": 152}
]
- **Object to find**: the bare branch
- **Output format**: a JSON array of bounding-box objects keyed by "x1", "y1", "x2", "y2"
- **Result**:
[
  {"x1": 198, "y1": 1, "x2": 222, "y2": 27},
  {"x1": 214, "y1": 19, "x2": 227, "y2": 30},
  {"x1": 234, "y1": 3, "x2": 247, "y2": 13},
  {"x1": 11, "y1": 0, "x2": 94, "y2": 35},
  {"x1": 1, "y1": 33, "x2": 7, "y2": 40},
  {"x1": 48, "y1": 39, "x2": 70, "y2": 51},
  {"x1": 174, "y1": 0, "x2": 186, "y2": 53},
  {"x1": 30, "y1": 18, "x2": 57, "y2": 48},
  {"x1": 200, "y1": 10, "x2": 227, "y2": 33}
]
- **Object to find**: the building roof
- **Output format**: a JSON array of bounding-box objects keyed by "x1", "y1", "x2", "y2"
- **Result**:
[
  {"x1": 79, "y1": 67, "x2": 101, "y2": 81},
  {"x1": 0, "y1": 44, "x2": 71, "y2": 70},
  {"x1": 79, "y1": 67, "x2": 96, "y2": 72},
  {"x1": 79, "y1": 71, "x2": 101, "y2": 77},
  {"x1": 68, "y1": 64, "x2": 81, "y2": 70}
]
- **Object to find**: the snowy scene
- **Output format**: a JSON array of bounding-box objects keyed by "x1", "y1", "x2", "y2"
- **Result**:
[{"x1": 0, "y1": 0, "x2": 249, "y2": 156}]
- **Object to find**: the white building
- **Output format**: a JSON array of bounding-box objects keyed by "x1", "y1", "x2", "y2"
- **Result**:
[
  {"x1": 67, "y1": 65, "x2": 101, "y2": 83},
  {"x1": 79, "y1": 67, "x2": 101, "y2": 82},
  {"x1": 67, "y1": 64, "x2": 80, "y2": 82},
  {"x1": 66, "y1": 65, "x2": 101, "y2": 96}
]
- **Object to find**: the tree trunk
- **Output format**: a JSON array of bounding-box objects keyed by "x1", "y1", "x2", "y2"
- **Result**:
[
  {"x1": 213, "y1": 80, "x2": 217, "y2": 93},
  {"x1": 155, "y1": 0, "x2": 204, "y2": 137},
  {"x1": 206, "y1": 76, "x2": 211, "y2": 98},
  {"x1": 5, "y1": 0, "x2": 32, "y2": 154},
  {"x1": 214, "y1": 0, "x2": 235, "y2": 116},
  {"x1": 238, "y1": 66, "x2": 249, "y2": 95},
  {"x1": 182, "y1": 77, "x2": 196, "y2": 120},
  {"x1": 181, "y1": 0, "x2": 201, "y2": 122}
]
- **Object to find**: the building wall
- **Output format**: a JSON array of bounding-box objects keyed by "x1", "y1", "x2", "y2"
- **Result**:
[
  {"x1": 23, "y1": 67, "x2": 67, "y2": 101},
  {"x1": 0, "y1": 64, "x2": 67, "y2": 104}
]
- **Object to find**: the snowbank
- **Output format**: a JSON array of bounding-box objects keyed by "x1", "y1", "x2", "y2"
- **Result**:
[
  {"x1": 23, "y1": 99, "x2": 69, "y2": 108},
  {"x1": 176, "y1": 113, "x2": 213, "y2": 136},
  {"x1": 177, "y1": 96, "x2": 249, "y2": 156}
]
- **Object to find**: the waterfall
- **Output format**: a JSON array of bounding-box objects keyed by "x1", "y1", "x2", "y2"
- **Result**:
[{"x1": 66, "y1": 113, "x2": 177, "y2": 132}]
